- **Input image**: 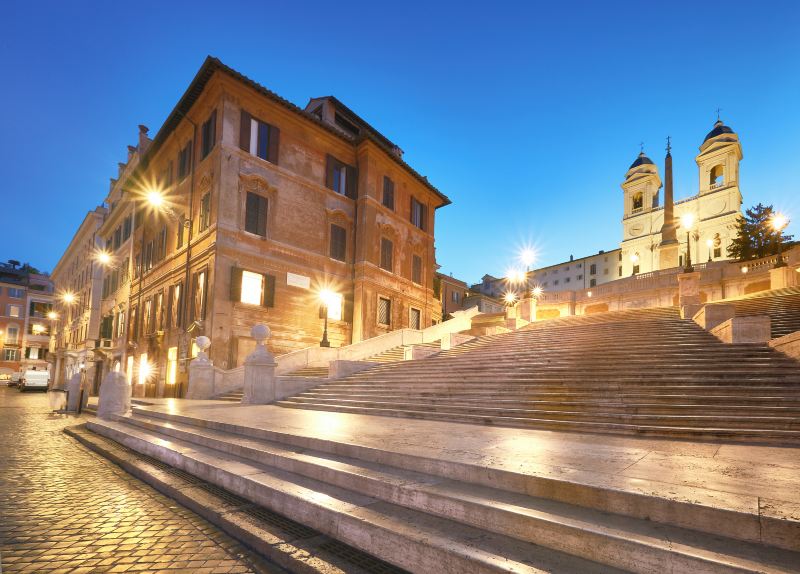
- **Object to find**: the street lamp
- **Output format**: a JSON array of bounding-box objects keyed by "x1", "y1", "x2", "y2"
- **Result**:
[
  {"x1": 318, "y1": 289, "x2": 336, "y2": 348},
  {"x1": 681, "y1": 213, "x2": 696, "y2": 273},
  {"x1": 519, "y1": 248, "x2": 535, "y2": 272},
  {"x1": 771, "y1": 212, "x2": 789, "y2": 268},
  {"x1": 706, "y1": 239, "x2": 713, "y2": 262},
  {"x1": 503, "y1": 292, "x2": 518, "y2": 306}
]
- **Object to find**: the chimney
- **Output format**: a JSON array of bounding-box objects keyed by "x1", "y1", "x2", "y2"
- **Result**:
[
  {"x1": 138, "y1": 125, "x2": 150, "y2": 153},
  {"x1": 109, "y1": 177, "x2": 117, "y2": 192},
  {"x1": 118, "y1": 162, "x2": 127, "y2": 177},
  {"x1": 127, "y1": 145, "x2": 137, "y2": 161}
]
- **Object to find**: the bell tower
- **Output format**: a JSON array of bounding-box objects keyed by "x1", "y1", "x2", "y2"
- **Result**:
[
  {"x1": 696, "y1": 118, "x2": 743, "y2": 197},
  {"x1": 622, "y1": 150, "x2": 661, "y2": 218}
]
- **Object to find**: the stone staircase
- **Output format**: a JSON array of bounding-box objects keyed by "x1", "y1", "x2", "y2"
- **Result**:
[
  {"x1": 708, "y1": 286, "x2": 800, "y2": 338},
  {"x1": 277, "y1": 307, "x2": 800, "y2": 442},
  {"x1": 85, "y1": 407, "x2": 800, "y2": 573}
]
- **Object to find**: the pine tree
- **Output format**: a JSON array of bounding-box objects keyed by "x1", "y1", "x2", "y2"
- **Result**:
[{"x1": 727, "y1": 203, "x2": 793, "y2": 260}]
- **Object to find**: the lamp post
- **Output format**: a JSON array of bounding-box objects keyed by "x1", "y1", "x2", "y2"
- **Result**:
[
  {"x1": 772, "y1": 213, "x2": 789, "y2": 268},
  {"x1": 706, "y1": 239, "x2": 713, "y2": 262},
  {"x1": 318, "y1": 290, "x2": 335, "y2": 348},
  {"x1": 681, "y1": 213, "x2": 696, "y2": 273}
]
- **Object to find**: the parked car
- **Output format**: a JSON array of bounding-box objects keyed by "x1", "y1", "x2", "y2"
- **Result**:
[
  {"x1": 19, "y1": 369, "x2": 49, "y2": 392},
  {"x1": 8, "y1": 372, "x2": 22, "y2": 387}
]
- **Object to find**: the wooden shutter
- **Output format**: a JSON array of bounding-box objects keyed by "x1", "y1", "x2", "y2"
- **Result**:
[
  {"x1": 421, "y1": 203, "x2": 428, "y2": 232},
  {"x1": 230, "y1": 267, "x2": 243, "y2": 301},
  {"x1": 245, "y1": 192, "x2": 258, "y2": 234},
  {"x1": 240, "y1": 111, "x2": 251, "y2": 151},
  {"x1": 258, "y1": 196, "x2": 268, "y2": 236},
  {"x1": 325, "y1": 155, "x2": 336, "y2": 190},
  {"x1": 208, "y1": 110, "x2": 216, "y2": 151},
  {"x1": 263, "y1": 274, "x2": 275, "y2": 308},
  {"x1": 267, "y1": 125, "x2": 280, "y2": 164},
  {"x1": 345, "y1": 165, "x2": 358, "y2": 199}
]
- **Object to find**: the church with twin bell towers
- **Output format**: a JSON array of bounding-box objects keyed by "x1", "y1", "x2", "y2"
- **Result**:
[{"x1": 619, "y1": 118, "x2": 744, "y2": 276}]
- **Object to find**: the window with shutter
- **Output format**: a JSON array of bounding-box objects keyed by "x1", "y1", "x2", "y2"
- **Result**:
[
  {"x1": 263, "y1": 274, "x2": 275, "y2": 308},
  {"x1": 377, "y1": 297, "x2": 391, "y2": 326},
  {"x1": 240, "y1": 271, "x2": 264, "y2": 305},
  {"x1": 199, "y1": 193, "x2": 211, "y2": 232},
  {"x1": 380, "y1": 238, "x2": 393, "y2": 272},
  {"x1": 178, "y1": 141, "x2": 193, "y2": 180},
  {"x1": 201, "y1": 110, "x2": 216, "y2": 159},
  {"x1": 411, "y1": 197, "x2": 427, "y2": 230},
  {"x1": 244, "y1": 192, "x2": 268, "y2": 236},
  {"x1": 330, "y1": 224, "x2": 347, "y2": 261},
  {"x1": 240, "y1": 110, "x2": 280, "y2": 163},
  {"x1": 326, "y1": 155, "x2": 357, "y2": 198},
  {"x1": 382, "y1": 177, "x2": 395, "y2": 210},
  {"x1": 412, "y1": 255, "x2": 422, "y2": 284}
]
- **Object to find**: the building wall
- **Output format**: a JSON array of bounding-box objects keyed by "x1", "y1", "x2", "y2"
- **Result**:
[
  {"x1": 437, "y1": 273, "x2": 469, "y2": 317},
  {"x1": 54, "y1": 60, "x2": 448, "y2": 399}
]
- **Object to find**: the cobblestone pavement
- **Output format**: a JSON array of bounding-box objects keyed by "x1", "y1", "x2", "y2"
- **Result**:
[{"x1": 0, "y1": 386, "x2": 281, "y2": 573}]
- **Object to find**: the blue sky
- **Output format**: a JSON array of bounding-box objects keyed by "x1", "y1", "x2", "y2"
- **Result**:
[{"x1": 3, "y1": 0, "x2": 799, "y2": 283}]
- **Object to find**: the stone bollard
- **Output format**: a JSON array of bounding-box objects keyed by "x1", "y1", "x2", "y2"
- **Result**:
[
  {"x1": 186, "y1": 336, "x2": 215, "y2": 399},
  {"x1": 65, "y1": 372, "x2": 84, "y2": 412},
  {"x1": 241, "y1": 324, "x2": 277, "y2": 404},
  {"x1": 97, "y1": 371, "x2": 132, "y2": 419}
]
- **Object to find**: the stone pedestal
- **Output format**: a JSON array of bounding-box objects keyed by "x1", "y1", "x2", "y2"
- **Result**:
[
  {"x1": 770, "y1": 266, "x2": 798, "y2": 290},
  {"x1": 65, "y1": 373, "x2": 88, "y2": 412},
  {"x1": 97, "y1": 371, "x2": 132, "y2": 419},
  {"x1": 242, "y1": 325, "x2": 277, "y2": 405},
  {"x1": 692, "y1": 304, "x2": 735, "y2": 331},
  {"x1": 710, "y1": 316, "x2": 771, "y2": 344},
  {"x1": 677, "y1": 271, "x2": 702, "y2": 319},
  {"x1": 186, "y1": 336, "x2": 215, "y2": 399}
]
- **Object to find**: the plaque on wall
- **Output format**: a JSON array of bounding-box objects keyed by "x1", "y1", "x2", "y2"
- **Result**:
[{"x1": 286, "y1": 272, "x2": 311, "y2": 289}]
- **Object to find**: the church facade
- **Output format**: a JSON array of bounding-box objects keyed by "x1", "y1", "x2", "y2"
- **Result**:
[{"x1": 619, "y1": 120, "x2": 743, "y2": 276}]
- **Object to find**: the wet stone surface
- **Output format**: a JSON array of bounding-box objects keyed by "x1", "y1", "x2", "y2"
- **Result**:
[{"x1": 0, "y1": 386, "x2": 280, "y2": 573}]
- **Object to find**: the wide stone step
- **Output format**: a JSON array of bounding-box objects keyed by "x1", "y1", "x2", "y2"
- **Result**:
[
  {"x1": 297, "y1": 393, "x2": 800, "y2": 414},
  {"x1": 281, "y1": 397, "x2": 800, "y2": 430},
  {"x1": 86, "y1": 418, "x2": 625, "y2": 574},
  {"x1": 276, "y1": 401, "x2": 800, "y2": 442},
  {"x1": 88, "y1": 414, "x2": 800, "y2": 573}
]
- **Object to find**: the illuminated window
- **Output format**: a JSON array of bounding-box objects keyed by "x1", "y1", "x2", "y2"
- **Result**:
[
  {"x1": 7, "y1": 305, "x2": 21, "y2": 318},
  {"x1": 28, "y1": 347, "x2": 39, "y2": 360},
  {"x1": 138, "y1": 353, "x2": 149, "y2": 385},
  {"x1": 241, "y1": 271, "x2": 264, "y2": 305},
  {"x1": 632, "y1": 193, "x2": 643, "y2": 211},
  {"x1": 166, "y1": 347, "x2": 178, "y2": 386}
]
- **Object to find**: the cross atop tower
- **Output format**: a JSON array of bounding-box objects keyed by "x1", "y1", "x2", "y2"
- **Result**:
[
  {"x1": 716, "y1": 107, "x2": 723, "y2": 121},
  {"x1": 640, "y1": 141, "x2": 644, "y2": 153}
]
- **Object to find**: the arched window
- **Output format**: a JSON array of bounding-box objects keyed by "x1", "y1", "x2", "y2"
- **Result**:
[
  {"x1": 632, "y1": 193, "x2": 643, "y2": 211},
  {"x1": 710, "y1": 165, "x2": 724, "y2": 187}
]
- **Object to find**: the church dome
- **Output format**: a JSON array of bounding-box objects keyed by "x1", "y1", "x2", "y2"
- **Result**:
[
  {"x1": 703, "y1": 120, "x2": 734, "y2": 143},
  {"x1": 629, "y1": 152, "x2": 654, "y2": 169}
]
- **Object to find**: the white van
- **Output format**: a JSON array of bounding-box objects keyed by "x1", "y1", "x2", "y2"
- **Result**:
[{"x1": 19, "y1": 369, "x2": 50, "y2": 391}]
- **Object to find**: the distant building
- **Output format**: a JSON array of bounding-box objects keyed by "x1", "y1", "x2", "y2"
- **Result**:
[
  {"x1": 0, "y1": 261, "x2": 54, "y2": 379},
  {"x1": 50, "y1": 207, "x2": 108, "y2": 390},
  {"x1": 436, "y1": 272, "x2": 470, "y2": 318}
]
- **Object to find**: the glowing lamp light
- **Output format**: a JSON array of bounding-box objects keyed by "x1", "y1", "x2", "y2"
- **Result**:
[
  {"x1": 680, "y1": 212, "x2": 695, "y2": 231},
  {"x1": 96, "y1": 250, "x2": 112, "y2": 265},
  {"x1": 506, "y1": 268, "x2": 525, "y2": 284},
  {"x1": 47, "y1": 311, "x2": 58, "y2": 320},
  {"x1": 519, "y1": 248, "x2": 536, "y2": 268},
  {"x1": 772, "y1": 213, "x2": 788, "y2": 231},
  {"x1": 319, "y1": 289, "x2": 337, "y2": 307},
  {"x1": 32, "y1": 324, "x2": 44, "y2": 335},
  {"x1": 630, "y1": 254, "x2": 639, "y2": 264},
  {"x1": 146, "y1": 190, "x2": 164, "y2": 207},
  {"x1": 62, "y1": 292, "x2": 76, "y2": 304},
  {"x1": 587, "y1": 291, "x2": 593, "y2": 298},
  {"x1": 706, "y1": 239, "x2": 714, "y2": 248},
  {"x1": 531, "y1": 286, "x2": 543, "y2": 298},
  {"x1": 741, "y1": 266, "x2": 749, "y2": 274},
  {"x1": 503, "y1": 292, "x2": 518, "y2": 305}
]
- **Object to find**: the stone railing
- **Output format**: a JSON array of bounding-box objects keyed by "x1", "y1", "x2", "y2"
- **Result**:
[{"x1": 275, "y1": 307, "x2": 480, "y2": 374}]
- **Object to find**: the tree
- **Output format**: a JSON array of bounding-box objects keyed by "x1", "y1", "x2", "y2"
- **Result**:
[
  {"x1": 19, "y1": 262, "x2": 41, "y2": 274},
  {"x1": 727, "y1": 203, "x2": 793, "y2": 261}
]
